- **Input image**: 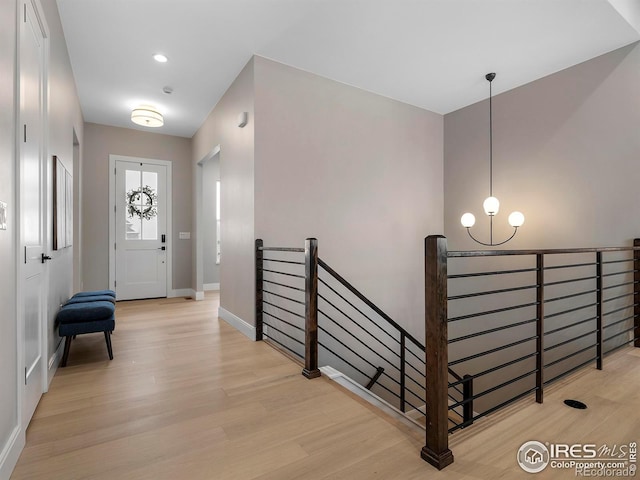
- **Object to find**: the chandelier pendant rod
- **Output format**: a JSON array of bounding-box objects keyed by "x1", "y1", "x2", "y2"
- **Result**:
[{"x1": 486, "y1": 72, "x2": 496, "y2": 198}]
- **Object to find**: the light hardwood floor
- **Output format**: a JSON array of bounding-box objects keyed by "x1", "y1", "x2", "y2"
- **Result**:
[{"x1": 11, "y1": 293, "x2": 640, "y2": 479}]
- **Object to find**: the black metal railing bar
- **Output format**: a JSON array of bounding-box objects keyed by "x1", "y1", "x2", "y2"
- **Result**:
[
  {"x1": 449, "y1": 318, "x2": 537, "y2": 343},
  {"x1": 263, "y1": 311, "x2": 304, "y2": 333},
  {"x1": 317, "y1": 291, "x2": 401, "y2": 358},
  {"x1": 263, "y1": 278, "x2": 305, "y2": 292},
  {"x1": 317, "y1": 308, "x2": 402, "y2": 375},
  {"x1": 263, "y1": 289, "x2": 305, "y2": 305}
]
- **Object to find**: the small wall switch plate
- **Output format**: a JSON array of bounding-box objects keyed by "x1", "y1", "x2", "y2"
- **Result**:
[
  {"x1": 0, "y1": 201, "x2": 6, "y2": 230},
  {"x1": 179, "y1": 232, "x2": 191, "y2": 240}
]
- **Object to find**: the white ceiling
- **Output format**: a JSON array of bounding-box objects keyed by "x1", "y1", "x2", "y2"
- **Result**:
[{"x1": 57, "y1": 0, "x2": 640, "y2": 138}]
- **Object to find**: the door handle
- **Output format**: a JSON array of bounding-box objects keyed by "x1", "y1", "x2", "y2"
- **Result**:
[
  {"x1": 41, "y1": 253, "x2": 52, "y2": 263},
  {"x1": 158, "y1": 246, "x2": 166, "y2": 251}
]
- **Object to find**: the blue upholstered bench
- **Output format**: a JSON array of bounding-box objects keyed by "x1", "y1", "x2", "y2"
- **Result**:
[
  {"x1": 65, "y1": 294, "x2": 115, "y2": 305},
  {"x1": 72, "y1": 289, "x2": 116, "y2": 298},
  {"x1": 57, "y1": 294, "x2": 116, "y2": 367}
]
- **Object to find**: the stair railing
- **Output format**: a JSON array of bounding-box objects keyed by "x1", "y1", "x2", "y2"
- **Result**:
[
  {"x1": 256, "y1": 237, "x2": 470, "y2": 426},
  {"x1": 423, "y1": 235, "x2": 640, "y2": 470}
]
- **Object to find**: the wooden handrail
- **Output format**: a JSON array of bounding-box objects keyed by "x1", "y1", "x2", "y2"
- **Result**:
[{"x1": 449, "y1": 245, "x2": 640, "y2": 258}]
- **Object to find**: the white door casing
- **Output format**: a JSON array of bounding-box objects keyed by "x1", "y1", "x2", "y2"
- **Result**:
[
  {"x1": 195, "y1": 145, "x2": 221, "y2": 301},
  {"x1": 19, "y1": 0, "x2": 48, "y2": 428},
  {"x1": 110, "y1": 156, "x2": 172, "y2": 300}
]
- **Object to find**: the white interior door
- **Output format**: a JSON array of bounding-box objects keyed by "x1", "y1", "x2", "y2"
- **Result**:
[
  {"x1": 20, "y1": 0, "x2": 46, "y2": 426},
  {"x1": 115, "y1": 160, "x2": 167, "y2": 300}
]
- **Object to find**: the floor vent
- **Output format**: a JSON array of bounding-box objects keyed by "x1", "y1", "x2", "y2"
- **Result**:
[{"x1": 564, "y1": 399, "x2": 587, "y2": 409}]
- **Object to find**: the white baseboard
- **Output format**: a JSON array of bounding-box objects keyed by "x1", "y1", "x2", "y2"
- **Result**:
[
  {"x1": 204, "y1": 283, "x2": 220, "y2": 291},
  {"x1": 194, "y1": 290, "x2": 204, "y2": 301},
  {"x1": 0, "y1": 426, "x2": 23, "y2": 480},
  {"x1": 46, "y1": 339, "x2": 65, "y2": 390},
  {"x1": 169, "y1": 288, "x2": 193, "y2": 298},
  {"x1": 319, "y1": 366, "x2": 424, "y2": 432},
  {"x1": 218, "y1": 307, "x2": 256, "y2": 340}
]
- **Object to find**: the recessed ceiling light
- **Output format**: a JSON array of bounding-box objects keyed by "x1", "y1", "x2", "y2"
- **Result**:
[{"x1": 153, "y1": 53, "x2": 168, "y2": 63}]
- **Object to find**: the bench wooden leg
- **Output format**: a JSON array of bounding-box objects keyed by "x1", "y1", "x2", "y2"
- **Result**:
[
  {"x1": 104, "y1": 331, "x2": 114, "y2": 360},
  {"x1": 61, "y1": 336, "x2": 73, "y2": 367}
]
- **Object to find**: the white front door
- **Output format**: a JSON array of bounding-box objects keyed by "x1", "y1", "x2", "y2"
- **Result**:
[
  {"x1": 20, "y1": 0, "x2": 47, "y2": 426},
  {"x1": 114, "y1": 160, "x2": 168, "y2": 300}
]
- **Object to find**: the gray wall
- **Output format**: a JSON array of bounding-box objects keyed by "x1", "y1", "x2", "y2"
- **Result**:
[
  {"x1": 254, "y1": 56, "x2": 444, "y2": 338},
  {"x1": 443, "y1": 41, "x2": 640, "y2": 412},
  {"x1": 1, "y1": 0, "x2": 83, "y2": 476},
  {"x1": 0, "y1": 1, "x2": 18, "y2": 474},
  {"x1": 203, "y1": 156, "x2": 220, "y2": 284},
  {"x1": 43, "y1": 0, "x2": 84, "y2": 382},
  {"x1": 444, "y1": 42, "x2": 640, "y2": 250},
  {"x1": 82, "y1": 123, "x2": 192, "y2": 292},
  {"x1": 192, "y1": 55, "x2": 444, "y2": 336},
  {"x1": 192, "y1": 59, "x2": 255, "y2": 322}
]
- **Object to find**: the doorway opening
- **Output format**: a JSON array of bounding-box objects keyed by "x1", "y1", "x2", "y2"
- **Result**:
[{"x1": 195, "y1": 145, "x2": 221, "y2": 300}]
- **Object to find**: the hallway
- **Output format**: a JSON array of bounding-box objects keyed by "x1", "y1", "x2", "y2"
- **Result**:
[
  {"x1": 10, "y1": 294, "x2": 428, "y2": 479},
  {"x1": 11, "y1": 293, "x2": 640, "y2": 479}
]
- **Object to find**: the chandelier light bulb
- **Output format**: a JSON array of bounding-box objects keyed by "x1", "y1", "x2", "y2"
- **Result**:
[
  {"x1": 460, "y1": 213, "x2": 476, "y2": 228},
  {"x1": 483, "y1": 196, "x2": 500, "y2": 216},
  {"x1": 508, "y1": 211, "x2": 525, "y2": 227}
]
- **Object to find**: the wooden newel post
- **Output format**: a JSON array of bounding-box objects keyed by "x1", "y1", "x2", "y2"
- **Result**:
[
  {"x1": 634, "y1": 239, "x2": 640, "y2": 348},
  {"x1": 255, "y1": 239, "x2": 264, "y2": 341},
  {"x1": 421, "y1": 235, "x2": 454, "y2": 470},
  {"x1": 303, "y1": 238, "x2": 321, "y2": 379}
]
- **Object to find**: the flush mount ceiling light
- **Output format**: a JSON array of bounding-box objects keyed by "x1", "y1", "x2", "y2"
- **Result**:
[
  {"x1": 153, "y1": 53, "x2": 168, "y2": 63},
  {"x1": 131, "y1": 105, "x2": 164, "y2": 128},
  {"x1": 460, "y1": 73, "x2": 524, "y2": 246}
]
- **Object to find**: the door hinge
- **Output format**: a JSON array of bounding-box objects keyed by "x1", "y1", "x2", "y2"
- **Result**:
[
  {"x1": 114, "y1": 167, "x2": 116, "y2": 175},
  {"x1": 23, "y1": 4, "x2": 26, "y2": 22},
  {"x1": 23, "y1": 124, "x2": 27, "y2": 143},
  {"x1": 114, "y1": 205, "x2": 116, "y2": 213},
  {"x1": 114, "y1": 242, "x2": 116, "y2": 250},
  {"x1": 114, "y1": 280, "x2": 117, "y2": 287},
  {"x1": 24, "y1": 367, "x2": 27, "y2": 385}
]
